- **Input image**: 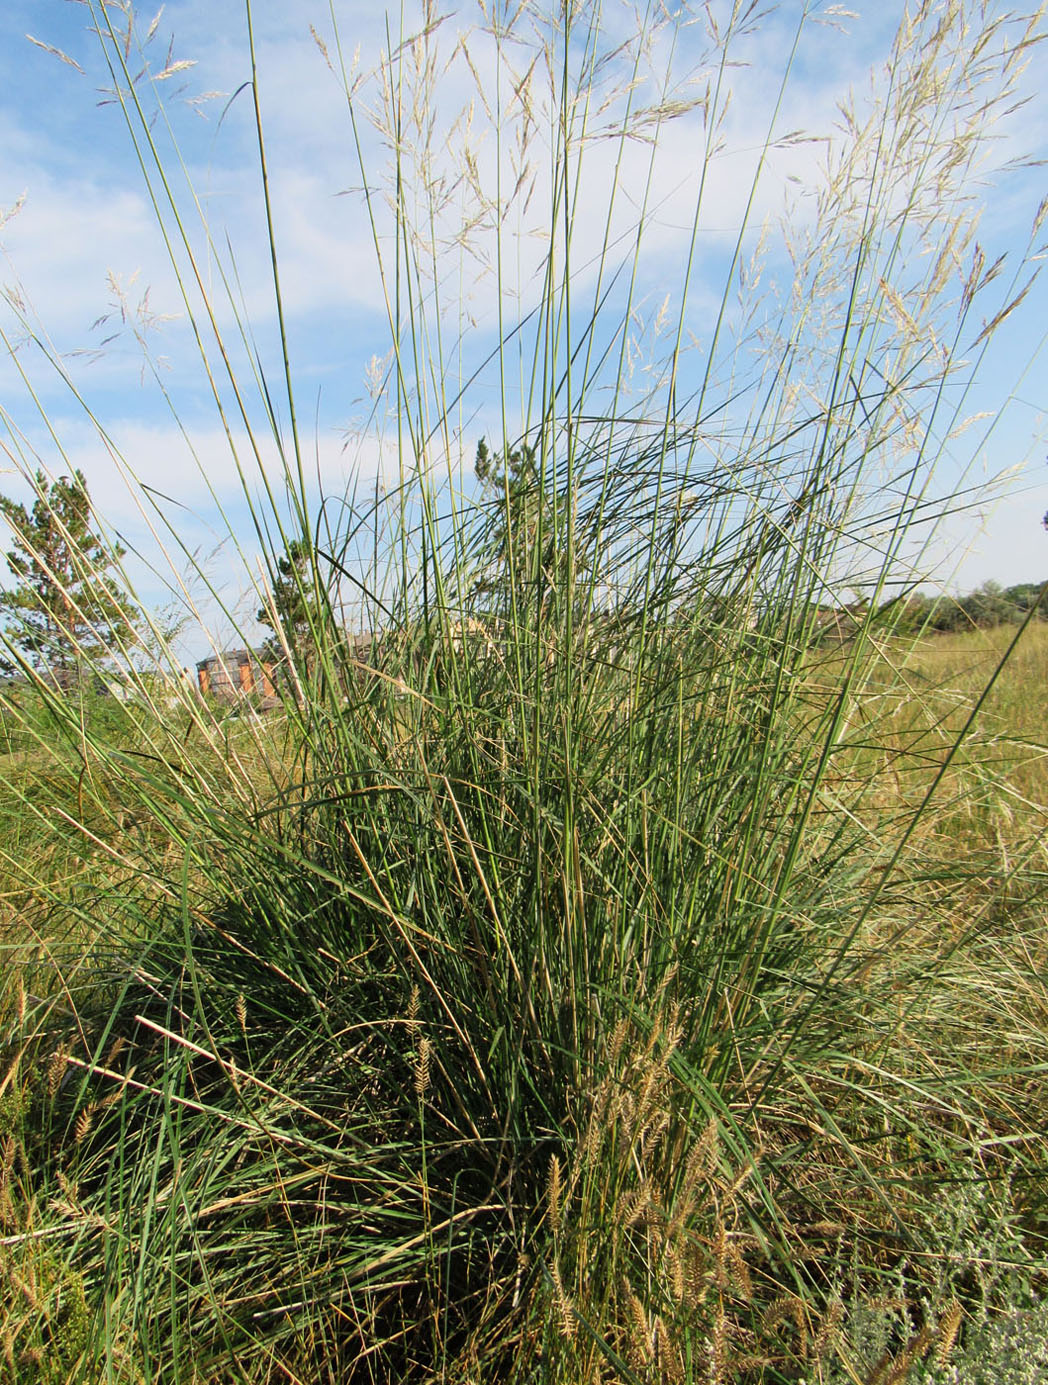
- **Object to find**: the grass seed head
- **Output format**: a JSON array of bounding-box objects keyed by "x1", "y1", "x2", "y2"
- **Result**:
[
  {"x1": 936, "y1": 1299, "x2": 963, "y2": 1365},
  {"x1": 406, "y1": 984, "x2": 421, "y2": 1039},
  {"x1": 814, "y1": 1296, "x2": 844, "y2": 1359},
  {"x1": 73, "y1": 1106, "x2": 94, "y2": 1144},
  {"x1": 709, "y1": 1305, "x2": 729, "y2": 1385},
  {"x1": 625, "y1": 1284, "x2": 651, "y2": 1366},
  {"x1": 547, "y1": 1153, "x2": 563, "y2": 1235},
  {"x1": 550, "y1": 1260, "x2": 575, "y2": 1342},
  {"x1": 655, "y1": 1314, "x2": 683, "y2": 1383},
  {"x1": 414, "y1": 1036, "x2": 431, "y2": 1100},
  {"x1": 46, "y1": 1046, "x2": 68, "y2": 1099}
]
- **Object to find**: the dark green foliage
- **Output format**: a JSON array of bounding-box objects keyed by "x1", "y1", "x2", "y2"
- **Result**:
[
  {"x1": 0, "y1": 471, "x2": 137, "y2": 683},
  {"x1": 877, "y1": 580, "x2": 1047, "y2": 637},
  {"x1": 1001, "y1": 581, "x2": 1048, "y2": 615},
  {"x1": 255, "y1": 537, "x2": 340, "y2": 690},
  {"x1": 473, "y1": 436, "x2": 575, "y2": 615},
  {"x1": 256, "y1": 538, "x2": 318, "y2": 646},
  {"x1": 939, "y1": 581, "x2": 1016, "y2": 632}
]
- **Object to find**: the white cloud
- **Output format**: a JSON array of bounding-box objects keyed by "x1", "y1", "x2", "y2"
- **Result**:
[{"x1": 0, "y1": 170, "x2": 178, "y2": 339}]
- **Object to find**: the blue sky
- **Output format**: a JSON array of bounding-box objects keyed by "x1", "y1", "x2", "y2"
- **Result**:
[{"x1": 0, "y1": 0, "x2": 1046, "y2": 656}]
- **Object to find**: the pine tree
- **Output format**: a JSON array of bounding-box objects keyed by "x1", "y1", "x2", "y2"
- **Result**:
[
  {"x1": 256, "y1": 538, "x2": 325, "y2": 668},
  {"x1": 0, "y1": 470, "x2": 138, "y2": 685},
  {"x1": 473, "y1": 435, "x2": 574, "y2": 616}
]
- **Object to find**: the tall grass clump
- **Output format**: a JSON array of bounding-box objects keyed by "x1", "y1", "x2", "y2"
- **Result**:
[{"x1": 1, "y1": 0, "x2": 1047, "y2": 1380}]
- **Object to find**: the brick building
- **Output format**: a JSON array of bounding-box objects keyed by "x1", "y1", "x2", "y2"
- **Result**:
[{"x1": 195, "y1": 649, "x2": 277, "y2": 704}]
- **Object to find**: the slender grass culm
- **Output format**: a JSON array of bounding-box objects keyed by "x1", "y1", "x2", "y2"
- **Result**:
[{"x1": 1, "y1": 1, "x2": 1047, "y2": 1382}]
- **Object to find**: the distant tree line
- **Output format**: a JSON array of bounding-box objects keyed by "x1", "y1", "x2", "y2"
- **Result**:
[{"x1": 880, "y1": 580, "x2": 1047, "y2": 635}]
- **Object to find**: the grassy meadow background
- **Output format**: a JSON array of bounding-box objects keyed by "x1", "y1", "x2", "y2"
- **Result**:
[{"x1": 1, "y1": 0, "x2": 1047, "y2": 1381}]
